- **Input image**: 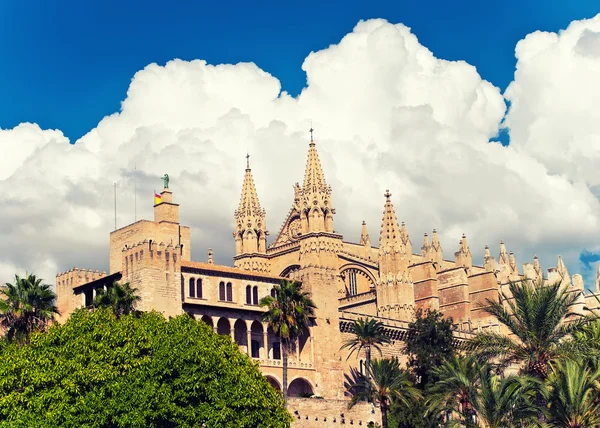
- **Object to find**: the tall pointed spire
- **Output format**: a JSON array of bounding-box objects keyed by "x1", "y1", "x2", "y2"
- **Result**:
[
  {"x1": 379, "y1": 190, "x2": 402, "y2": 253},
  {"x1": 377, "y1": 190, "x2": 413, "y2": 318},
  {"x1": 455, "y1": 234, "x2": 472, "y2": 269},
  {"x1": 431, "y1": 229, "x2": 443, "y2": 265},
  {"x1": 360, "y1": 220, "x2": 372, "y2": 259},
  {"x1": 234, "y1": 155, "x2": 267, "y2": 255},
  {"x1": 296, "y1": 128, "x2": 334, "y2": 233},
  {"x1": 484, "y1": 245, "x2": 496, "y2": 272},
  {"x1": 360, "y1": 221, "x2": 371, "y2": 246}
]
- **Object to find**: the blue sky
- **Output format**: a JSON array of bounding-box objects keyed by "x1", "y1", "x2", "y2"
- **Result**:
[{"x1": 1, "y1": 0, "x2": 599, "y2": 142}]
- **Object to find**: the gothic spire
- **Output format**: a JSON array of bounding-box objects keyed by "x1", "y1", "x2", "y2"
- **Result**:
[
  {"x1": 360, "y1": 220, "x2": 371, "y2": 246},
  {"x1": 379, "y1": 190, "x2": 403, "y2": 253},
  {"x1": 234, "y1": 157, "x2": 267, "y2": 254},
  {"x1": 484, "y1": 245, "x2": 496, "y2": 272},
  {"x1": 296, "y1": 128, "x2": 334, "y2": 233}
]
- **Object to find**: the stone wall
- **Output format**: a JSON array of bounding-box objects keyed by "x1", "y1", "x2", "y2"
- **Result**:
[{"x1": 288, "y1": 397, "x2": 380, "y2": 428}]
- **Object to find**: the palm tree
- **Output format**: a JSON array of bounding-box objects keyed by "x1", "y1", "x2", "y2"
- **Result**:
[
  {"x1": 347, "y1": 357, "x2": 421, "y2": 428},
  {"x1": 476, "y1": 365, "x2": 541, "y2": 428},
  {"x1": 466, "y1": 278, "x2": 590, "y2": 379},
  {"x1": 341, "y1": 317, "x2": 390, "y2": 381},
  {"x1": 426, "y1": 355, "x2": 481, "y2": 425},
  {"x1": 546, "y1": 359, "x2": 600, "y2": 428},
  {"x1": 259, "y1": 279, "x2": 316, "y2": 407},
  {"x1": 0, "y1": 273, "x2": 59, "y2": 344},
  {"x1": 93, "y1": 281, "x2": 140, "y2": 318}
]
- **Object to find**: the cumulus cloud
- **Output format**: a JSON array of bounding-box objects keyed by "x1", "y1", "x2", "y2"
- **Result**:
[{"x1": 1, "y1": 16, "x2": 600, "y2": 289}]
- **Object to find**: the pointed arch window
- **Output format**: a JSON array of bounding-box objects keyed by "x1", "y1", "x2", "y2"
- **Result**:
[
  {"x1": 246, "y1": 285, "x2": 252, "y2": 305},
  {"x1": 196, "y1": 278, "x2": 202, "y2": 299},
  {"x1": 252, "y1": 286, "x2": 259, "y2": 305},
  {"x1": 219, "y1": 282, "x2": 225, "y2": 301},
  {"x1": 270, "y1": 288, "x2": 276, "y2": 298},
  {"x1": 189, "y1": 278, "x2": 196, "y2": 298},
  {"x1": 349, "y1": 270, "x2": 358, "y2": 296},
  {"x1": 226, "y1": 282, "x2": 233, "y2": 302}
]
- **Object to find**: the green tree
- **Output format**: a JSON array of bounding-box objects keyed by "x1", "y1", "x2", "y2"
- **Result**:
[
  {"x1": 259, "y1": 279, "x2": 316, "y2": 407},
  {"x1": 546, "y1": 359, "x2": 600, "y2": 428},
  {"x1": 341, "y1": 317, "x2": 391, "y2": 380},
  {"x1": 391, "y1": 309, "x2": 455, "y2": 428},
  {"x1": 0, "y1": 273, "x2": 59, "y2": 344},
  {"x1": 404, "y1": 308, "x2": 455, "y2": 388},
  {"x1": 466, "y1": 279, "x2": 589, "y2": 379},
  {"x1": 0, "y1": 308, "x2": 291, "y2": 427},
  {"x1": 347, "y1": 357, "x2": 421, "y2": 428},
  {"x1": 92, "y1": 281, "x2": 141, "y2": 318},
  {"x1": 476, "y1": 366, "x2": 541, "y2": 428},
  {"x1": 426, "y1": 355, "x2": 481, "y2": 425}
]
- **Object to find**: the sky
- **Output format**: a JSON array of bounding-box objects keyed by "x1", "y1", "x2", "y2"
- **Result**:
[{"x1": 1, "y1": 1, "x2": 600, "y2": 290}]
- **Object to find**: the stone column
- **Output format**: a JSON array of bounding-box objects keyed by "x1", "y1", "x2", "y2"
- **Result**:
[
  {"x1": 211, "y1": 316, "x2": 218, "y2": 334},
  {"x1": 262, "y1": 323, "x2": 269, "y2": 365},
  {"x1": 229, "y1": 318, "x2": 236, "y2": 342},
  {"x1": 245, "y1": 320, "x2": 253, "y2": 358}
]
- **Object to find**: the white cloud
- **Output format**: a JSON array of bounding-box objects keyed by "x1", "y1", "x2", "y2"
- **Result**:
[{"x1": 1, "y1": 16, "x2": 600, "y2": 290}]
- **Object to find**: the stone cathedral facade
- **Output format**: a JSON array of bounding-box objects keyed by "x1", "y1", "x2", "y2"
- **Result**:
[{"x1": 56, "y1": 134, "x2": 600, "y2": 426}]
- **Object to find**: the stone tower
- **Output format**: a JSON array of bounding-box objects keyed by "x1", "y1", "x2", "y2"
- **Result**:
[
  {"x1": 233, "y1": 156, "x2": 270, "y2": 273},
  {"x1": 377, "y1": 191, "x2": 414, "y2": 319},
  {"x1": 293, "y1": 133, "x2": 345, "y2": 399}
]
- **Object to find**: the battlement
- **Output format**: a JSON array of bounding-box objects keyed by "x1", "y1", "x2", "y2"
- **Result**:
[
  {"x1": 56, "y1": 268, "x2": 107, "y2": 289},
  {"x1": 121, "y1": 240, "x2": 181, "y2": 276}
]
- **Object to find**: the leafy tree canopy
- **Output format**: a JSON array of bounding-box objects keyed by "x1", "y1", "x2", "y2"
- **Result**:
[
  {"x1": 404, "y1": 308, "x2": 455, "y2": 389},
  {"x1": 0, "y1": 308, "x2": 291, "y2": 428}
]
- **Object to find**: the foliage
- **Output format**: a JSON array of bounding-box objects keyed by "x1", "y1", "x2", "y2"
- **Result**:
[
  {"x1": 347, "y1": 357, "x2": 421, "y2": 428},
  {"x1": 546, "y1": 359, "x2": 600, "y2": 428},
  {"x1": 0, "y1": 308, "x2": 291, "y2": 427},
  {"x1": 0, "y1": 273, "x2": 59, "y2": 344},
  {"x1": 404, "y1": 308, "x2": 454, "y2": 388},
  {"x1": 259, "y1": 279, "x2": 316, "y2": 406},
  {"x1": 341, "y1": 317, "x2": 391, "y2": 380},
  {"x1": 465, "y1": 279, "x2": 591, "y2": 379},
  {"x1": 92, "y1": 281, "x2": 141, "y2": 318}
]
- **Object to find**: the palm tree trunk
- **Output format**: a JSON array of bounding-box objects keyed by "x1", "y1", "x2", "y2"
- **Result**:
[
  {"x1": 365, "y1": 345, "x2": 371, "y2": 376},
  {"x1": 282, "y1": 341, "x2": 289, "y2": 408},
  {"x1": 381, "y1": 403, "x2": 388, "y2": 428}
]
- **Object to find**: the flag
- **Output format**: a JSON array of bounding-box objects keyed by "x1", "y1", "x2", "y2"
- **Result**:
[{"x1": 154, "y1": 192, "x2": 162, "y2": 205}]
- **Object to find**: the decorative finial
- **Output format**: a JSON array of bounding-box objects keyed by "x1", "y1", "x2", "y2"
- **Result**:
[
  {"x1": 309, "y1": 126, "x2": 314, "y2": 143},
  {"x1": 207, "y1": 248, "x2": 214, "y2": 264},
  {"x1": 362, "y1": 220, "x2": 366, "y2": 225},
  {"x1": 246, "y1": 152, "x2": 250, "y2": 170},
  {"x1": 384, "y1": 189, "x2": 391, "y2": 200},
  {"x1": 162, "y1": 173, "x2": 169, "y2": 189}
]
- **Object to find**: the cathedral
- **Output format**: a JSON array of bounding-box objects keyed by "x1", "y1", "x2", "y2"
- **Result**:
[{"x1": 55, "y1": 132, "x2": 600, "y2": 426}]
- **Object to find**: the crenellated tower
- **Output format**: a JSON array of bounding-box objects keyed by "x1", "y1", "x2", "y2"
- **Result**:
[
  {"x1": 233, "y1": 155, "x2": 270, "y2": 272},
  {"x1": 377, "y1": 190, "x2": 414, "y2": 319}
]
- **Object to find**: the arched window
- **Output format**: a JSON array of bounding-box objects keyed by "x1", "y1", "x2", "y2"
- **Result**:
[
  {"x1": 359, "y1": 359, "x2": 364, "y2": 374},
  {"x1": 226, "y1": 282, "x2": 233, "y2": 302},
  {"x1": 219, "y1": 282, "x2": 225, "y2": 301},
  {"x1": 252, "y1": 286, "x2": 259, "y2": 305},
  {"x1": 273, "y1": 342, "x2": 281, "y2": 360},
  {"x1": 196, "y1": 278, "x2": 202, "y2": 299},
  {"x1": 270, "y1": 288, "x2": 276, "y2": 298},
  {"x1": 349, "y1": 270, "x2": 357, "y2": 296},
  {"x1": 246, "y1": 285, "x2": 252, "y2": 304},
  {"x1": 251, "y1": 339, "x2": 260, "y2": 358},
  {"x1": 189, "y1": 278, "x2": 195, "y2": 298}
]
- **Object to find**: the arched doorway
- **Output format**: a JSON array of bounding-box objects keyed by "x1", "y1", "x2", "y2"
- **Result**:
[
  {"x1": 200, "y1": 315, "x2": 213, "y2": 330},
  {"x1": 288, "y1": 378, "x2": 314, "y2": 397},
  {"x1": 265, "y1": 376, "x2": 281, "y2": 391}
]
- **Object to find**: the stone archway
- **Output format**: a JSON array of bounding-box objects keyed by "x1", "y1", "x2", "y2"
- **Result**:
[
  {"x1": 288, "y1": 378, "x2": 314, "y2": 397},
  {"x1": 265, "y1": 375, "x2": 281, "y2": 391}
]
